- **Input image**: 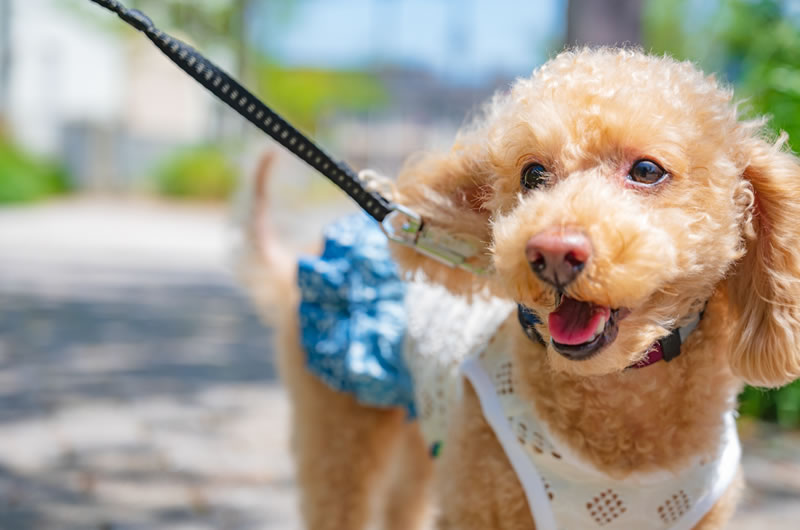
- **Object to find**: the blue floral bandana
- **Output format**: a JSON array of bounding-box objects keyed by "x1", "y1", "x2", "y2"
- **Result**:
[{"x1": 297, "y1": 214, "x2": 416, "y2": 417}]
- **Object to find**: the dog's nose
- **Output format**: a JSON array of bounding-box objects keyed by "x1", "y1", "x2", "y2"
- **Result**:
[{"x1": 525, "y1": 229, "x2": 591, "y2": 288}]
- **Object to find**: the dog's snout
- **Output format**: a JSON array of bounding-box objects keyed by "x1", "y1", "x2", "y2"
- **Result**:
[{"x1": 525, "y1": 229, "x2": 591, "y2": 288}]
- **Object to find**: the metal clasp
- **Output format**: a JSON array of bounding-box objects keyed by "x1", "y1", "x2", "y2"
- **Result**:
[
  {"x1": 381, "y1": 204, "x2": 422, "y2": 246},
  {"x1": 382, "y1": 205, "x2": 491, "y2": 275}
]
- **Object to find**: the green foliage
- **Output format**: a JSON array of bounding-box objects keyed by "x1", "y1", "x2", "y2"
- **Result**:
[
  {"x1": 724, "y1": 4, "x2": 800, "y2": 147},
  {"x1": 643, "y1": 0, "x2": 694, "y2": 61},
  {"x1": 0, "y1": 138, "x2": 70, "y2": 203},
  {"x1": 125, "y1": 0, "x2": 300, "y2": 45},
  {"x1": 645, "y1": 0, "x2": 800, "y2": 145},
  {"x1": 739, "y1": 381, "x2": 800, "y2": 428},
  {"x1": 80, "y1": 0, "x2": 387, "y2": 136},
  {"x1": 153, "y1": 146, "x2": 238, "y2": 200},
  {"x1": 255, "y1": 61, "x2": 388, "y2": 134},
  {"x1": 645, "y1": 0, "x2": 800, "y2": 427},
  {"x1": 127, "y1": 0, "x2": 246, "y2": 47}
]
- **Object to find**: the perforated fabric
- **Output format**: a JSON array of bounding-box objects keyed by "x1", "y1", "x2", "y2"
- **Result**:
[
  {"x1": 404, "y1": 283, "x2": 742, "y2": 530},
  {"x1": 402, "y1": 281, "x2": 514, "y2": 451}
]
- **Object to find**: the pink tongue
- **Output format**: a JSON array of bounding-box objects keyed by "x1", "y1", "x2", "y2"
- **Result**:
[{"x1": 548, "y1": 297, "x2": 611, "y2": 345}]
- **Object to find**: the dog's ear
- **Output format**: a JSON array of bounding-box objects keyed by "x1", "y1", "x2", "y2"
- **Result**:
[
  {"x1": 390, "y1": 135, "x2": 495, "y2": 295},
  {"x1": 728, "y1": 134, "x2": 800, "y2": 387}
]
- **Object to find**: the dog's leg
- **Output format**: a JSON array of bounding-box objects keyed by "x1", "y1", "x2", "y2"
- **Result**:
[
  {"x1": 381, "y1": 422, "x2": 435, "y2": 530},
  {"x1": 280, "y1": 319, "x2": 406, "y2": 530},
  {"x1": 435, "y1": 382, "x2": 535, "y2": 530},
  {"x1": 239, "y1": 152, "x2": 407, "y2": 529}
]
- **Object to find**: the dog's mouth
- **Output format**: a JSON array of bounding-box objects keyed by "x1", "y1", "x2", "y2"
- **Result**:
[{"x1": 548, "y1": 296, "x2": 627, "y2": 361}]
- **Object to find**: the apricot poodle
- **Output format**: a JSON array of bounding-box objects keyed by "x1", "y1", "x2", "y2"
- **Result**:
[{"x1": 239, "y1": 48, "x2": 800, "y2": 529}]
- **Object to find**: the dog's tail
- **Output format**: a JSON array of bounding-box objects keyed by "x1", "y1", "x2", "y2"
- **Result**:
[{"x1": 237, "y1": 150, "x2": 298, "y2": 327}]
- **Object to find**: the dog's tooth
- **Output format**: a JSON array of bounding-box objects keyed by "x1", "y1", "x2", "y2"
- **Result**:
[
  {"x1": 586, "y1": 316, "x2": 607, "y2": 342},
  {"x1": 594, "y1": 316, "x2": 607, "y2": 335}
]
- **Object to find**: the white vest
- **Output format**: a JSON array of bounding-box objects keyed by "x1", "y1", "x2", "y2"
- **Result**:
[{"x1": 403, "y1": 282, "x2": 741, "y2": 530}]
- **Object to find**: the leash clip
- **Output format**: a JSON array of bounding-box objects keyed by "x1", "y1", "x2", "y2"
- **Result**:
[{"x1": 382, "y1": 205, "x2": 491, "y2": 275}]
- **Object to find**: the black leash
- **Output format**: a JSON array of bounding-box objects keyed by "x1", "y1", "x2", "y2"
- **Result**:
[
  {"x1": 88, "y1": 1, "x2": 700, "y2": 365},
  {"x1": 88, "y1": 0, "x2": 490, "y2": 275},
  {"x1": 89, "y1": 0, "x2": 393, "y2": 222}
]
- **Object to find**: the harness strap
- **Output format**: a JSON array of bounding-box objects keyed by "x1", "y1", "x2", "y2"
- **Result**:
[{"x1": 89, "y1": 0, "x2": 394, "y2": 223}]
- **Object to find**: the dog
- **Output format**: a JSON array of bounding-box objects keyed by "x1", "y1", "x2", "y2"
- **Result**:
[{"x1": 238, "y1": 48, "x2": 800, "y2": 529}]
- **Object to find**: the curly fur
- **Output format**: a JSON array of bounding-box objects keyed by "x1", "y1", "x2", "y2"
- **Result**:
[{"x1": 240, "y1": 48, "x2": 800, "y2": 529}]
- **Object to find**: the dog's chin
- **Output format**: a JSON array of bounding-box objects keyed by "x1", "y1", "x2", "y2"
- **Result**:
[{"x1": 546, "y1": 339, "x2": 634, "y2": 376}]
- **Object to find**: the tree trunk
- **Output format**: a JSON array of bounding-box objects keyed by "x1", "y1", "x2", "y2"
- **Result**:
[
  {"x1": 234, "y1": 0, "x2": 249, "y2": 137},
  {"x1": 566, "y1": 0, "x2": 642, "y2": 47},
  {"x1": 0, "y1": 0, "x2": 12, "y2": 127}
]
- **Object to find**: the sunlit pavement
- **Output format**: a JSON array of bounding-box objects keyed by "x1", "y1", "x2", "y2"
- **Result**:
[
  {"x1": 0, "y1": 197, "x2": 798, "y2": 529},
  {"x1": 0, "y1": 196, "x2": 327, "y2": 530},
  {"x1": 732, "y1": 420, "x2": 800, "y2": 529}
]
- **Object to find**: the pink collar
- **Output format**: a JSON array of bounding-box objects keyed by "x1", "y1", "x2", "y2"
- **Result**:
[
  {"x1": 629, "y1": 342, "x2": 666, "y2": 369},
  {"x1": 628, "y1": 311, "x2": 703, "y2": 369}
]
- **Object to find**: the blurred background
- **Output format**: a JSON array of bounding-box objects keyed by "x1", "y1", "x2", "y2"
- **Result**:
[{"x1": 0, "y1": 0, "x2": 799, "y2": 528}]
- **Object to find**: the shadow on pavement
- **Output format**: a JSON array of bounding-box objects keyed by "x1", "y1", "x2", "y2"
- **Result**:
[
  {"x1": 0, "y1": 279, "x2": 277, "y2": 424},
  {"x1": 0, "y1": 264, "x2": 298, "y2": 529}
]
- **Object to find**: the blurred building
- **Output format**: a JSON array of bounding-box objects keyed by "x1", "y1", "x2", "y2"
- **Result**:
[
  {"x1": 3, "y1": 0, "x2": 211, "y2": 191},
  {"x1": 251, "y1": 0, "x2": 566, "y2": 176},
  {"x1": 1, "y1": 0, "x2": 571, "y2": 190},
  {"x1": 326, "y1": 66, "x2": 513, "y2": 176}
]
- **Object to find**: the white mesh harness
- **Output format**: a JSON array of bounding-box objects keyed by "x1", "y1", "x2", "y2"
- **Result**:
[{"x1": 403, "y1": 282, "x2": 741, "y2": 530}]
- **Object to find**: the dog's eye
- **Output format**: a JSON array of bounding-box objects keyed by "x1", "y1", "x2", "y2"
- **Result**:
[
  {"x1": 628, "y1": 160, "x2": 667, "y2": 186},
  {"x1": 521, "y1": 163, "x2": 548, "y2": 190}
]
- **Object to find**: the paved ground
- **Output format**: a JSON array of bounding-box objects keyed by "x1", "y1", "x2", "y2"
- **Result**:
[
  {"x1": 0, "y1": 195, "x2": 356, "y2": 530},
  {"x1": 0, "y1": 196, "x2": 798, "y2": 529}
]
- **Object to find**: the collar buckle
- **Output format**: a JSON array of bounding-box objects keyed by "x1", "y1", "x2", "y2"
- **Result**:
[{"x1": 382, "y1": 205, "x2": 491, "y2": 275}]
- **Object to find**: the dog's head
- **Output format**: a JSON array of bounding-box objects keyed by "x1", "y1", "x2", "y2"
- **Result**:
[{"x1": 392, "y1": 48, "x2": 800, "y2": 386}]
